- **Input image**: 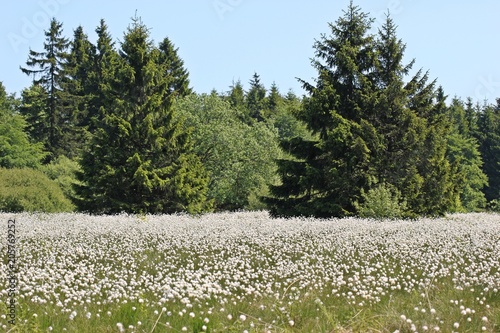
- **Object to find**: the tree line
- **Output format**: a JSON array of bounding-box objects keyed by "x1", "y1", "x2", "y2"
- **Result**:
[{"x1": 1, "y1": 3, "x2": 500, "y2": 218}]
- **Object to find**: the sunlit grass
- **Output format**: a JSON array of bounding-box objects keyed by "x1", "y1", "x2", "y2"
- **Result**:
[{"x1": 0, "y1": 212, "x2": 499, "y2": 332}]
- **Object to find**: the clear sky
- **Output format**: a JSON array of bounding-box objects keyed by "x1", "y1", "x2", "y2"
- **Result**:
[{"x1": 1, "y1": 0, "x2": 499, "y2": 104}]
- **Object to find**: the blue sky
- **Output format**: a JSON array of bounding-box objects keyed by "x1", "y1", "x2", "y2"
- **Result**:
[{"x1": 1, "y1": 1, "x2": 499, "y2": 103}]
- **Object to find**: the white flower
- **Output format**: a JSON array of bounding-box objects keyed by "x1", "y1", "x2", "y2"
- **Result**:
[{"x1": 239, "y1": 314, "x2": 247, "y2": 321}]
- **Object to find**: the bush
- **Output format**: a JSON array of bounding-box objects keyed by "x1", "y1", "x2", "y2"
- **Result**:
[
  {"x1": 0, "y1": 168, "x2": 74, "y2": 212},
  {"x1": 40, "y1": 155, "x2": 82, "y2": 201},
  {"x1": 487, "y1": 199, "x2": 500, "y2": 213},
  {"x1": 354, "y1": 183, "x2": 407, "y2": 219}
]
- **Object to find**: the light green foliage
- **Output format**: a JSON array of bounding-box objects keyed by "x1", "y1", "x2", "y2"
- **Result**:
[
  {"x1": 0, "y1": 168, "x2": 74, "y2": 212},
  {"x1": 354, "y1": 183, "x2": 407, "y2": 219},
  {"x1": 174, "y1": 93, "x2": 281, "y2": 210},
  {"x1": 446, "y1": 98, "x2": 487, "y2": 211},
  {"x1": 40, "y1": 155, "x2": 82, "y2": 202},
  {"x1": 0, "y1": 82, "x2": 46, "y2": 169}
]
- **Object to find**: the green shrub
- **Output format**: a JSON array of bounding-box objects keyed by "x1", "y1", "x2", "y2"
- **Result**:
[
  {"x1": 40, "y1": 155, "x2": 82, "y2": 201},
  {"x1": 0, "y1": 168, "x2": 74, "y2": 212},
  {"x1": 487, "y1": 199, "x2": 500, "y2": 212},
  {"x1": 354, "y1": 183, "x2": 407, "y2": 219}
]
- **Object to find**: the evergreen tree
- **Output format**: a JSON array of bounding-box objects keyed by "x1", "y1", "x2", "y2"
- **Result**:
[
  {"x1": 228, "y1": 79, "x2": 245, "y2": 109},
  {"x1": 267, "y1": 2, "x2": 377, "y2": 217},
  {"x1": 266, "y1": 5, "x2": 460, "y2": 217},
  {"x1": 414, "y1": 87, "x2": 458, "y2": 214},
  {"x1": 87, "y1": 19, "x2": 121, "y2": 134},
  {"x1": 227, "y1": 79, "x2": 248, "y2": 122},
  {"x1": 477, "y1": 99, "x2": 500, "y2": 202},
  {"x1": 246, "y1": 72, "x2": 266, "y2": 121},
  {"x1": 59, "y1": 25, "x2": 96, "y2": 157},
  {"x1": 370, "y1": 14, "x2": 426, "y2": 210},
  {"x1": 158, "y1": 37, "x2": 193, "y2": 98},
  {"x1": 19, "y1": 84, "x2": 50, "y2": 145},
  {"x1": 20, "y1": 18, "x2": 69, "y2": 160},
  {"x1": 75, "y1": 17, "x2": 211, "y2": 214},
  {"x1": 446, "y1": 98, "x2": 487, "y2": 210},
  {"x1": 263, "y1": 81, "x2": 282, "y2": 119}
]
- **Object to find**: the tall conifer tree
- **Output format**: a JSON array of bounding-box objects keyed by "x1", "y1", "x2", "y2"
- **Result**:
[
  {"x1": 267, "y1": 4, "x2": 461, "y2": 217},
  {"x1": 20, "y1": 18, "x2": 69, "y2": 160},
  {"x1": 76, "y1": 17, "x2": 211, "y2": 214},
  {"x1": 267, "y1": 2, "x2": 377, "y2": 217},
  {"x1": 158, "y1": 37, "x2": 193, "y2": 98}
]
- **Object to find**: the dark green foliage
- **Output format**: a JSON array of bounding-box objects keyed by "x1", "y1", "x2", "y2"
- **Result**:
[
  {"x1": 75, "y1": 17, "x2": 211, "y2": 214},
  {"x1": 267, "y1": 4, "x2": 460, "y2": 218},
  {"x1": 0, "y1": 168, "x2": 74, "y2": 212},
  {"x1": 59, "y1": 25, "x2": 96, "y2": 156},
  {"x1": 246, "y1": 72, "x2": 267, "y2": 121},
  {"x1": 267, "y1": 3, "x2": 378, "y2": 218},
  {"x1": 20, "y1": 18, "x2": 70, "y2": 161},
  {"x1": 477, "y1": 99, "x2": 500, "y2": 202},
  {"x1": 19, "y1": 82, "x2": 50, "y2": 147},
  {"x1": 0, "y1": 83, "x2": 46, "y2": 168},
  {"x1": 446, "y1": 98, "x2": 487, "y2": 211},
  {"x1": 158, "y1": 37, "x2": 193, "y2": 98}
]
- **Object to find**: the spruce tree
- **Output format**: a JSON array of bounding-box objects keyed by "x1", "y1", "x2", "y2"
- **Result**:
[
  {"x1": 158, "y1": 37, "x2": 193, "y2": 98},
  {"x1": 446, "y1": 98, "x2": 487, "y2": 210},
  {"x1": 76, "y1": 17, "x2": 211, "y2": 214},
  {"x1": 59, "y1": 25, "x2": 96, "y2": 157},
  {"x1": 266, "y1": 2, "x2": 377, "y2": 217},
  {"x1": 265, "y1": 82, "x2": 282, "y2": 118},
  {"x1": 477, "y1": 99, "x2": 500, "y2": 202},
  {"x1": 246, "y1": 72, "x2": 267, "y2": 121},
  {"x1": 20, "y1": 18, "x2": 69, "y2": 160},
  {"x1": 227, "y1": 79, "x2": 248, "y2": 122},
  {"x1": 87, "y1": 19, "x2": 121, "y2": 134},
  {"x1": 267, "y1": 5, "x2": 460, "y2": 217}
]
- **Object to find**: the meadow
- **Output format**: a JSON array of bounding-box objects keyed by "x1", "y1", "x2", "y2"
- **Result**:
[{"x1": 0, "y1": 211, "x2": 499, "y2": 332}]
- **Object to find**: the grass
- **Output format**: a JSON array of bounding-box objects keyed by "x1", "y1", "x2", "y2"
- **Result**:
[{"x1": 0, "y1": 211, "x2": 499, "y2": 332}]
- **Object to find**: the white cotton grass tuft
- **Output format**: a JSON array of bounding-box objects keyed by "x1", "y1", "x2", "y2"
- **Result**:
[{"x1": 1, "y1": 211, "x2": 499, "y2": 330}]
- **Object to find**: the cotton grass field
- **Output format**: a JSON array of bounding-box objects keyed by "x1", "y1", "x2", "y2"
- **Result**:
[{"x1": 0, "y1": 212, "x2": 499, "y2": 333}]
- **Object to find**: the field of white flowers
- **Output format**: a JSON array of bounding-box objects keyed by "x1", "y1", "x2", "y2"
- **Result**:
[{"x1": 0, "y1": 211, "x2": 499, "y2": 332}]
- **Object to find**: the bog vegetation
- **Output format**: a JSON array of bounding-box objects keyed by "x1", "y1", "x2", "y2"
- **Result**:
[
  {"x1": 0, "y1": 2, "x2": 499, "y2": 217},
  {"x1": 0, "y1": 211, "x2": 499, "y2": 332}
]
